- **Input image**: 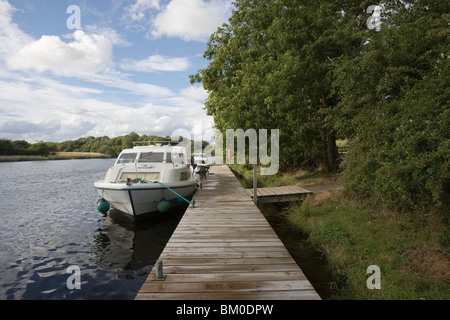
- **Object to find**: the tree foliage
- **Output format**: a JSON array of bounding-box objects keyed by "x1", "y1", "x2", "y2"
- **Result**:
[
  {"x1": 193, "y1": 0, "x2": 449, "y2": 213},
  {"x1": 333, "y1": 0, "x2": 449, "y2": 213},
  {"x1": 192, "y1": 0, "x2": 367, "y2": 171},
  {"x1": 0, "y1": 133, "x2": 173, "y2": 158},
  {"x1": 0, "y1": 132, "x2": 209, "y2": 160}
]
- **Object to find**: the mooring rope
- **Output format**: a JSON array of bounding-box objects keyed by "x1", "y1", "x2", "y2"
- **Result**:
[{"x1": 152, "y1": 181, "x2": 196, "y2": 207}]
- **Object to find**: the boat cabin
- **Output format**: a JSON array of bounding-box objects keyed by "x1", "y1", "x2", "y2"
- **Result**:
[{"x1": 105, "y1": 144, "x2": 191, "y2": 184}]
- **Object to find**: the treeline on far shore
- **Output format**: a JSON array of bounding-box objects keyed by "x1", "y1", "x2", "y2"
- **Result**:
[
  {"x1": 0, "y1": 132, "x2": 174, "y2": 159},
  {"x1": 0, "y1": 153, "x2": 108, "y2": 162}
]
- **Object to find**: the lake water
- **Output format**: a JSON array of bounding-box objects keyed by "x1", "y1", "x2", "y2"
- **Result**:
[{"x1": 0, "y1": 159, "x2": 186, "y2": 300}]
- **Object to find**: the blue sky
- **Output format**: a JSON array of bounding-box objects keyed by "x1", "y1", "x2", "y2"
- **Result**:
[{"x1": 0, "y1": 0, "x2": 232, "y2": 142}]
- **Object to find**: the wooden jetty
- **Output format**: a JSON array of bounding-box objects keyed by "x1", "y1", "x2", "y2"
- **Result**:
[
  {"x1": 135, "y1": 165, "x2": 320, "y2": 300},
  {"x1": 245, "y1": 186, "x2": 312, "y2": 204}
]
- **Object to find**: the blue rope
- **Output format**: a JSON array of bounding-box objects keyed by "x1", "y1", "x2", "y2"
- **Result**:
[{"x1": 152, "y1": 181, "x2": 196, "y2": 207}]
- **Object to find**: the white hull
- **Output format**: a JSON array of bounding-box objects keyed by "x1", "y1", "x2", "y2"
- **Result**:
[{"x1": 95, "y1": 181, "x2": 197, "y2": 218}]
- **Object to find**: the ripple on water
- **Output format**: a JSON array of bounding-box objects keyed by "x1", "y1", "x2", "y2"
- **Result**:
[{"x1": 0, "y1": 159, "x2": 184, "y2": 300}]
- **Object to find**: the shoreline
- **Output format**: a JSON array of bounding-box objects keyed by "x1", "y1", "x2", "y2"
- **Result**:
[{"x1": 0, "y1": 153, "x2": 110, "y2": 162}]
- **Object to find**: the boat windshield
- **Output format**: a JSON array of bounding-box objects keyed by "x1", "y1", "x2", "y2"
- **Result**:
[
  {"x1": 170, "y1": 152, "x2": 185, "y2": 164},
  {"x1": 117, "y1": 152, "x2": 137, "y2": 164},
  {"x1": 139, "y1": 152, "x2": 164, "y2": 163}
]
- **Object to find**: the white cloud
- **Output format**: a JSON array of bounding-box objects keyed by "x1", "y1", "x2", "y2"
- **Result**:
[
  {"x1": 86, "y1": 68, "x2": 174, "y2": 97},
  {"x1": 1, "y1": 2, "x2": 174, "y2": 99},
  {"x1": 0, "y1": 75, "x2": 211, "y2": 142},
  {"x1": 180, "y1": 85, "x2": 208, "y2": 100},
  {"x1": 125, "y1": 0, "x2": 161, "y2": 22},
  {"x1": 0, "y1": 0, "x2": 33, "y2": 58},
  {"x1": 6, "y1": 30, "x2": 113, "y2": 75},
  {"x1": 120, "y1": 54, "x2": 190, "y2": 72},
  {"x1": 151, "y1": 0, "x2": 232, "y2": 41},
  {"x1": 84, "y1": 25, "x2": 132, "y2": 47},
  {"x1": 0, "y1": 0, "x2": 217, "y2": 142}
]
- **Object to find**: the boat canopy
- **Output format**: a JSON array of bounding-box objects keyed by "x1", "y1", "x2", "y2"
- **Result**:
[{"x1": 116, "y1": 145, "x2": 188, "y2": 165}]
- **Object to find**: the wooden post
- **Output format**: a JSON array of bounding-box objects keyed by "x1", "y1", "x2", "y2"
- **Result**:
[{"x1": 253, "y1": 164, "x2": 258, "y2": 204}]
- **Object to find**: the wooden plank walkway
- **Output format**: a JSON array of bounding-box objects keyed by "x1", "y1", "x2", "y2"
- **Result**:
[
  {"x1": 135, "y1": 165, "x2": 320, "y2": 300},
  {"x1": 244, "y1": 186, "x2": 312, "y2": 203}
]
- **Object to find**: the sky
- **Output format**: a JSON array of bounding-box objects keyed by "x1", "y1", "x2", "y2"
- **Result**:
[{"x1": 0, "y1": 0, "x2": 233, "y2": 143}]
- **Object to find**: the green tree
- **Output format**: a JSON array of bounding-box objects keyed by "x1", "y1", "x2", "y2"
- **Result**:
[
  {"x1": 192, "y1": 0, "x2": 363, "y2": 171},
  {"x1": 122, "y1": 132, "x2": 139, "y2": 149},
  {"x1": 0, "y1": 139, "x2": 14, "y2": 155},
  {"x1": 334, "y1": 0, "x2": 450, "y2": 213},
  {"x1": 45, "y1": 142, "x2": 58, "y2": 154},
  {"x1": 12, "y1": 140, "x2": 30, "y2": 152},
  {"x1": 30, "y1": 141, "x2": 50, "y2": 156}
]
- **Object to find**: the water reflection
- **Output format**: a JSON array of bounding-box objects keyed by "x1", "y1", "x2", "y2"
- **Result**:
[{"x1": 92, "y1": 205, "x2": 187, "y2": 272}]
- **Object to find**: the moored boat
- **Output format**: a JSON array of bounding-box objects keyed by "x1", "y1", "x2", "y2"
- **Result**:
[{"x1": 94, "y1": 142, "x2": 198, "y2": 219}]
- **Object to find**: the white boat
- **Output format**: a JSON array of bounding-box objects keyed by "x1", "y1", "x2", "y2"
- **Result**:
[{"x1": 94, "y1": 142, "x2": 198, "y2": 219}]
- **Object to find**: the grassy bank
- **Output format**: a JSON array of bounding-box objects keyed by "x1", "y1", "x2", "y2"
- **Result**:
[
  {"x1": 0, "y1": 152, "x2": 109, "y2": 162},
  {"x1": 232, "y1": 165, "x2": 449, "y2": 300}
]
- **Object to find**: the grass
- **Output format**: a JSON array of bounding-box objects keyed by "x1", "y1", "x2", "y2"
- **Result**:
[
  {"x1": 232, "y1": 164, "x2": 341, "y2": 188},
  {"x1": 54, "y1": 152, "x2": 106, "y2": 157},
  {"x1": 288, "y1": 196, "x2": 449, "y2": 299},
  {"x1": 232, "y1": 165, "x2": 450, "y2": 300}
]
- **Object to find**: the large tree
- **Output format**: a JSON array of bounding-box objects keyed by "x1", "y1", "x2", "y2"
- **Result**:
[{"x1": 192, "y1": 0, "x2": 365, "y2": 171}]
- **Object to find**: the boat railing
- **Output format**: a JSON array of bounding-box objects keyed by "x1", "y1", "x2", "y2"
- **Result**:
[
  {"x1": 133, "y1": 140, "x2": 190, "y2": 148},
  {"x1": 133, "y1": 141, "x2": 173, "y2": 147}
]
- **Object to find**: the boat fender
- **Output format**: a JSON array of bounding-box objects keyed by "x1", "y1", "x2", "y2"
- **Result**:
[
  {"x1": 157, "y1": 197, "x2": 170, "y2": 213},
  {"x1": 172, "y1": 197, "x2": 182, "y2": 204},
  {"x1": 96, "y1": 197, "x2": 110, "y2": 213}
]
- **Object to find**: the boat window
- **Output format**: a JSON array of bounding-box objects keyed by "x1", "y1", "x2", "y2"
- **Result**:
[
  {"x1": 139, "y1": 152, "x2": 164, "y2": 163},
  {"x1": 117, "y1": 153, "x2": 137, "y2": 164},
  {"x1": 170, "y1": 152, "x2": 184, "y2": 164}
]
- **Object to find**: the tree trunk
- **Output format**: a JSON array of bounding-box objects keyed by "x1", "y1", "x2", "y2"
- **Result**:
[
  {"x1": 319, "y1": 92, "x2": 340, "y2": 172},
  {"x1": 322, "y1": 127, "x2": 340, "y2": 172}
]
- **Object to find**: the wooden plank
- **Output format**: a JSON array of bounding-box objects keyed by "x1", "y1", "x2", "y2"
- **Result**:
[
  {"x1": 159, "y1": 251, "x2": 291, "y2": 259},
  {"x1": 171, "y1": 231, "x2": 276, "y2": 236},
  {"x1": 285, "y1": 186, "x2": 303, "y2": 193},
  {"x1": 141, "y1": 271, "x2": 307, "y2": 282},
  {"x1": 245, "y1": 186, "x2": 312, "y2": 203},
  {"x1": 161, "y1": 246, "x2": 289, "y2": 253},
  {"x1": 136, "y1": 291, "x2": 320, "y2": 300},
  {"x1": 158, "y1": 258, "x2": 297, "y2": 267},
  {"x1": 135, "y1": 165, "x2": 320, "y2": 300},
  {"x1": 284, "y1": 186, "x2": 300, "y2": 194},
  {"x1": 245, "y1": 186, "x2": 312, "y2": 199},
  {"x1": 139, "y1": 280, "x2": 315, "y2": 293},
  {"x1": 260, "y1": 188, "x2": 273, "y2": 196},
  {"x1": 174, "y1": 226, "x2": 273, "y2": 231},
  {"x1": 154, "y1": 263, "x2": 303, "y2": 274},
  {"x1": 167, "y1": 241, "x2": 279, "y2": 245}
]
